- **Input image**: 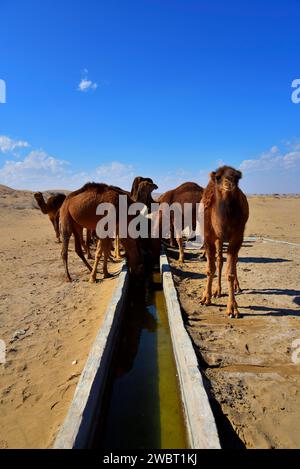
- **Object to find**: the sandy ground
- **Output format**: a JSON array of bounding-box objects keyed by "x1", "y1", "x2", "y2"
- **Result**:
[
  {"x1": 168, "y1": 196, "x2": 300, "y2": 448},
  {"x1": 0, "y1": 185, "x2": 120, "y2": 448}
]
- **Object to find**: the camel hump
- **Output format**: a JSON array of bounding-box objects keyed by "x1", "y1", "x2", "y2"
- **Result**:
[
  {"x1": 47, "y1": 193, "x2": 66, "y2": 211},
  {"x1": 66, "y1": 182, "x2": 109, "y2": 199}
]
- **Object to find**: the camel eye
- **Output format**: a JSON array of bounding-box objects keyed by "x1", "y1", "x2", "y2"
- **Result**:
[{"x1": 216, "y1": 175, "x2": 221, "y2": 182}]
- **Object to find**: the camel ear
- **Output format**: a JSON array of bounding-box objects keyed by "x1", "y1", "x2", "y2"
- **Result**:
[
  {"x1": 210, "y1": 171, "x2": 216, "y2": 181},
  {"x1": 236, "y1": 170, "x2": 242, "y2": 180}
]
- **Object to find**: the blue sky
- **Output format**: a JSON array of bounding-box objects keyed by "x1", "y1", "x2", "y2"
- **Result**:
[{"x1": 0, "y1": 0, "x2": 300, "y2": 192}]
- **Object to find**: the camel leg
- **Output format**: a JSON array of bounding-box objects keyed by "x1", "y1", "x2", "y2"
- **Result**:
[
  {"x1": 169, "y1": 224, "x2": 175, "y2": 247},
  {"x1": 50, "y1": 215, "x2": 61, "y2": 243},
  {"x1": 200, "y1": 241, "x2": 216, "y2": 306},
  {"x1": 177, "y1": 237, "x2": 184, "y2": 264},
  {"x1": 213, "y1": 240, "x2": 223, "y2": 298},
  {"x1": 89, "y1": 240, "x2": 103, "y2": 283},
  {"x1": 73, "y1": 226, "x2": 92, "y2": 273},
  {"x1": 226, "y1": 246, "x2": 241, "y2": 318},
  {"x1": 234, "y1": 260, "x2": 241, "y2": 293},
  {"x1": 61, "y1": 231, "x2": 72, "y2": 282},
  {"x1": 114, "y1": 235, "x2": 121, "y2": 260},
  {"x1": 86, "y1": 229, "x2": 93, "y2": 259},
  {"x1": 103, "y1": 238, "x2": 112, "y2": 278}
]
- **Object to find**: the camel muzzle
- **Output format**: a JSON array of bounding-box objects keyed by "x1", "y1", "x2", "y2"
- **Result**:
[{"x1": 222, "y1": 179, "x2": 235, "y2": 192}]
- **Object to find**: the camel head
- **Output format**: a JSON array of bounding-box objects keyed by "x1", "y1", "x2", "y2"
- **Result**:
[
  {"x1": 34, "y1": 191, "x2": 44, "y2": 202},
  {"x1": 130, "y1": 176, "x2": 157, "y2": 201},
  {"x1": 135, "y1": 180, "x2": 158, "y2": 206},
  {"x1": 210, "y1": 166, "x2": 242, "y2": 194}
]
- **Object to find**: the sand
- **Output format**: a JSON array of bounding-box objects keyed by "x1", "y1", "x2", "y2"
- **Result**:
[
  {"x1": 1, "y1": 188, "x2": 300, "y2": 449},
  {"x1": 0, "y1": 185, "x2": 120, "y2": 448},
  {"x1": 168, "y1": 196, "x2": 300, "y2": 448}
]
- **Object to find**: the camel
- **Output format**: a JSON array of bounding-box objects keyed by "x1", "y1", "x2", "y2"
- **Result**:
[
  {"x1": 113, "y1": 177, "x2": 158, "y2": 261},
  {"x1": 158, "y1": 182, "x2": 204, "y2": 264},
  {"x1": 200, "y1": 166, "x2": 249, "y2": 318},
  {"x1": 59, "y1": 182, "x2": 144, "y2": 282},
  {"x1": 130, "y1": 176, "x2": 156, "y2": 201},
  {"x1": 34, "y1": 192, "x2": 66, "y2": 242},
  {"x1": 134, "y1": 179, "x2": 158, "y2": 208}
]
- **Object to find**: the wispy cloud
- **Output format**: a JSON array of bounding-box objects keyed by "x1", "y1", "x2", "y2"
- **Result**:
[
  {"x1": 239, "y1": 141, "x2": 300, "y2": 193},
  {"x1": 77, "y1": 69, "x2": 98, "y2": 92},
  {"x1": 0, "y1": 135, "x2": 30, "y2": 154},
  {"x1": 0, "y1": 150, "x2": 69, "y2": 189},
  {"x1": 240, "y1": 143, "x2": 300, "y2": 172},
  {"x1": 0, "y1": 142, "x2": 135, "y2": 191}
]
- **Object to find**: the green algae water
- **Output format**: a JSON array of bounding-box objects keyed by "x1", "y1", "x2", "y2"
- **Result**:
[{"x1": 97, "y1": 272, "x2": 187, "y2": 449}]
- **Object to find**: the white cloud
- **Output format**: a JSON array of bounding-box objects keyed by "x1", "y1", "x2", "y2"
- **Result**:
[
  {"x1": 239, "y1": 141, "x2": 300, "y2": 193},
  {"x1": 0, "y1": 135, "x2": 30, "y2": 153},
  {"x1": 78, "y1": 79, "x2": 98, "y2": 92},
  {"x1": 77, "y1": 69, "x2": 97, "y2": 92},
  {"x1": 0, "y1": 146, "x2": 136, "y2": 191},
  {"x1": 240, "y1": 144, "x2": 300, "y2": 172},
  {"x1": 0, "y1": 150, "x2": 69, "y2": 190}
]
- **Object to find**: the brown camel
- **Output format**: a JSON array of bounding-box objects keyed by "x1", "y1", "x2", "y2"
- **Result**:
[
  {"x1": 158, "y1": 182, "x2": 204, "y2": 264},
  {"x1": 113, "y1": 177, "x2": 158, "y2": 261},
  {"x1": 130, "y1": 176, "x2": 156, "y2": 201},
  {"x1": 59, "y1": 182, "x2": 144, "y2": 282},
  {"x1": 34, "y1": 192, "x2": 66, "y2": 242},
  {"x1": 200, "y1": 166, "x2": 249, "y2": 318},
  {"x1": 134, "y1": 179, "x2": 158, "y2": 208}
]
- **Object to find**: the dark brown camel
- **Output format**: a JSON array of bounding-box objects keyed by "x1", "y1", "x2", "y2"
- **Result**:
[
  {"x1": 59, "y1": 182, "x2": 143, "y2": 282},
  {"x1": 158, "y1": 182, "x2": 204, "y2": 263},
  {"x1": 113, "y1": 177, "x2": 158, "y2": 261},
  {"x1": 200, "y1": 166, "x2": 249, "y2": 318},
  {"x1": 130, "y1": 176, "x2": 155, "y2": 201},
  {"x1": 34, "y1": 192, "x2": 66, "y2": 242},
  {"x1": 135, "y1": 180, "x2": 158, "y2": 208}
]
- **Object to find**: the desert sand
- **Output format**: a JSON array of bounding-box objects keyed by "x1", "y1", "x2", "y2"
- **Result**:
[
  {"x1": 1, "y1": 187, "x2": 299, "y2": 449},
  {"x1": 0, "y1": 185, "x2": 120, "y2": 448},
  {"x1": 168, "y1": 195, "x2": 300, "y2": 448}
]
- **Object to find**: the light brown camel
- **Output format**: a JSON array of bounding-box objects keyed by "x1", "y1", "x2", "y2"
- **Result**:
[
  {"x1": 200, "y1": 166, "x2": 249, "y2": 318},
  {"x1": 34, "y1": 192, "x2": 66, "y2": 242},
  {"x1": 59, "y1": 182, "x2": 144, "y2": 282},
  {"x1": 158, "y1": 182, "x2": 204, "y2": 264}
]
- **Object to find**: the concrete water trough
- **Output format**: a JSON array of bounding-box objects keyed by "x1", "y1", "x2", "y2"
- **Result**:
[{"x1": 54, "y1": 255, "x2": 220, "y2": 449}]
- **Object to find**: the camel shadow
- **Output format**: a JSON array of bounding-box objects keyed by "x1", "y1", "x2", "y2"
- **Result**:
[
  {"x1": 166, "y1": 247, "x2": 198, "y2": 262},
  {"x1": 243, "y1": 288, "x2": 300, "y2": 297},
  {"x1": 171, "y1": 266, "x2": 205, "y2": 280},
  {"x1": 167, "y1": 246, "x2": 201, "y2": 262},
  {"x1": 241, "y1": 304, "x2": 300, "y2": 318},
  {"x1": 238, "y1": 257, "x2": 291, "y2": 264}
]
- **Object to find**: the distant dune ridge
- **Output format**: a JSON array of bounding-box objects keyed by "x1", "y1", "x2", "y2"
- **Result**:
[{"x1": 0, "y1": 184, "x2": 70, "y2": 210}]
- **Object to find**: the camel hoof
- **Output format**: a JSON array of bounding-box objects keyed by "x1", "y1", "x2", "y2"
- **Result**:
[
  {"x1": 103, "y1": 272, "x2": 112, "y2": 279},
  {"x1": 213, "y1": 290, "x2": 222, "y2": 298},
  {"x1": 200, "y1": 297, "x2": 212, "y2": 306},
  {"x1": 89, "y1": 277, "x2": 96, "y2": 284}
]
